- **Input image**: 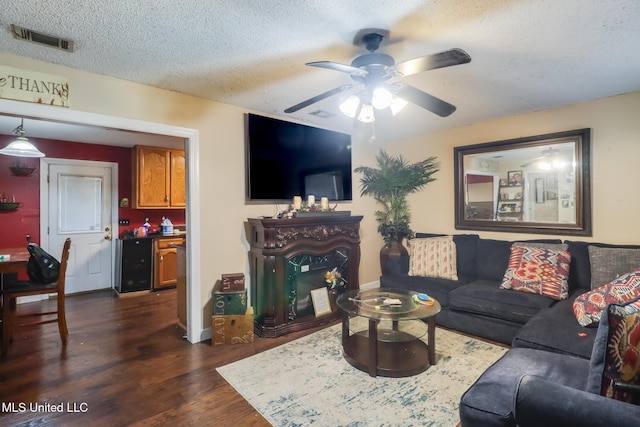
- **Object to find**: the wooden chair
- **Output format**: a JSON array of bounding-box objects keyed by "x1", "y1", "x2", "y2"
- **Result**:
[{"x1": 1, "y1": 238, "x2": 71, "y2": 357}]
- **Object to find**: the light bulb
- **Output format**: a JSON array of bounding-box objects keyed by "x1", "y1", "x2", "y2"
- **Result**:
[
  {"x1": 339, "y1": 95, "x2": 360, "y2": 118},
  {"x1": 371, "y1": 87, "x2": 392, "y2": 110},
  {"x1": 357, "y1": 104, "x2": 375, "y2": 123}
]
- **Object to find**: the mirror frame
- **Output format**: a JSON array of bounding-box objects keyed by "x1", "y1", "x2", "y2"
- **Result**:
[{"x1": 454, "y1": 128, "x2": 592, "y2": 236}]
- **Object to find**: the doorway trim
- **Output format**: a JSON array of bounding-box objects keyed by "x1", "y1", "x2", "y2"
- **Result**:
[{"x1": 0, "y1": 98, "x2": 203, "y2": 343}]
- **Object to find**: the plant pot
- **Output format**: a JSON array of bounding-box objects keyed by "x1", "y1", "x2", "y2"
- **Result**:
[{"x1": 380, "y1": 238, "x2": 409, "y2": 275}]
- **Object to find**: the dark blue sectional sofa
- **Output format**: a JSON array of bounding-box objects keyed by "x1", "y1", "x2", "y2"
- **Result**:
[
  {"x1": 379, "y1": 232, "x2": 618, "y2": 357},
  {"x1": 379, "y1": 232, "x2": 640, "y2": 426}
]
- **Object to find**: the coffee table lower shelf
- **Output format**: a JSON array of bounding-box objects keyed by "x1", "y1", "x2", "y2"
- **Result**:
[{"x1": 342, "y1": 330, "x2": 430, "y2": 378}]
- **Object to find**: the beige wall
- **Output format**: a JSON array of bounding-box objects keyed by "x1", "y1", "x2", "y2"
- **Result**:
[
  {"x1": 3, "y1": 52, "x2": 639, "y2": 334},
  {"x1": 392, "y1": 92, "x2": 640, "y2": 249}
]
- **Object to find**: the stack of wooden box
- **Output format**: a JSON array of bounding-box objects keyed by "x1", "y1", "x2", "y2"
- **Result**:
[{"x1": 211, "y1": 273, "x2": 254, "y2": 346}]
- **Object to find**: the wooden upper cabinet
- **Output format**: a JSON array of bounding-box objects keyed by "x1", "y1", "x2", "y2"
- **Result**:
[
  {"x1": 133, "y1": 145, "x2": 186, "y2": 209},
  {"x1": 170, "y1": 150, "x2": 186, "y2": 208}
]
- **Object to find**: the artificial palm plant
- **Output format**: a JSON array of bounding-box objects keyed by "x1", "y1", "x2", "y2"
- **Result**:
[{"x1": 355, "y1": 149, "x2": 439, "y2": 246}]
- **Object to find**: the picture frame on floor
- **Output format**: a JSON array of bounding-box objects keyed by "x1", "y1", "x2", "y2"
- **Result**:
[{"x1": 311, "y1": 287, "x2": 332, "y2": 317}]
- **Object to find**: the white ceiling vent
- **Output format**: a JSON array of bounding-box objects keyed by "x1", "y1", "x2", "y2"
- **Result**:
[{"x1": 11, "y1": 24, "x2": 75, "y2": 52}]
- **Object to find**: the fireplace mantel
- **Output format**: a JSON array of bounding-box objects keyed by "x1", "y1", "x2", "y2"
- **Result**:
[{"x1": 247, "y1": 215, "x2": 363, "y2": 337}]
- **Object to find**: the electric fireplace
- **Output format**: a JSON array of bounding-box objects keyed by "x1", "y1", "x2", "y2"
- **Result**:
[{"x1": 246, "y1": 215, "x2": 362, "y2": 337}]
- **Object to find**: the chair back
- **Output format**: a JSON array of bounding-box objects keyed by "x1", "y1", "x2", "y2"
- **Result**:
[{"x1": 57, "y1": 239, "x2": 72, "y2": 294}]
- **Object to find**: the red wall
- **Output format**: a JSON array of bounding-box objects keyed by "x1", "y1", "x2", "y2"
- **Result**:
[{"x1": 0, "y1": 135, "x2": 185, "y2": 248}]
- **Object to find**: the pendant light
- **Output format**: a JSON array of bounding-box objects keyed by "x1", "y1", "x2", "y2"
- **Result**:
[{"x1": 0, "y1": 119, "x2": 45, "y2": 158}]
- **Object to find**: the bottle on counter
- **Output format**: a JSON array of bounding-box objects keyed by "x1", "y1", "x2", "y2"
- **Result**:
[
  {"x1": 162, "y1": 217, "x2": 174, "y2": 236},
  {"x1": 143, "y1": 218, "x2": 151, "y2": 237}
]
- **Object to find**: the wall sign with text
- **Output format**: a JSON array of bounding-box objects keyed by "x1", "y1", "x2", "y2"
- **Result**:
[{"x1": 0, "y1": 65, "x2": 70, "y2": 107}]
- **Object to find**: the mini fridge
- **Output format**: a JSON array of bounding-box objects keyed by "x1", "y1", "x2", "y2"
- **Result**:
[{"x1": 115, "y1": 238, "x2": 153, "y2": 293}]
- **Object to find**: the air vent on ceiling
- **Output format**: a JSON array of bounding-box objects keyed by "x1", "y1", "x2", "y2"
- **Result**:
[
  {"x1": 309, "y1": 110, "x2": 334, "y2": 119},
  {"x1": 11, "y1": 24, "x2": 75, "y2": 52}
]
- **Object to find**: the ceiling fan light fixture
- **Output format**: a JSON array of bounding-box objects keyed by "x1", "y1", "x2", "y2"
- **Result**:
[
  {"x1": 339, "y1": 95, "x2": 360, "y2": 118},
  {"x1": 551, "y1": 159, "x2": 567, "y2": 169},
  {"x1": 537, "y1": 161, "x2": 551, "y2": 170},
  {"x1": 371, "y1": 86, "x2": 392, "y2": 109},
  {"x1": 0, "y1": 119, "x2": 45, "y2": 158},
  {"x1": 357, "y1": 103, "x2": 375, "y2": 123}
]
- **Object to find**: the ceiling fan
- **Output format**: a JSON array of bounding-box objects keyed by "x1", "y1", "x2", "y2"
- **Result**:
[
  {"x1": 521, "y1": 147, "x2": 566, "y2": 168},
  {"x1": 284, "y1": 29, "x2": 471, "y2": 119}
]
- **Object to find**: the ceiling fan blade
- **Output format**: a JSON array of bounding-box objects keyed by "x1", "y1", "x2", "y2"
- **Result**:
[
  {"x1": 395, "y1": 83, "x2": 456, "y2": 117},
  {"x1": 521, "y1": 157, "x2": 543, "y2": 168},
  {"x1": 306, "y1": 61, "x2": 367, "y2": 77},
  {"x1": 394, "y1": 48, "x2": 471, "y2": 76},
  {"x1": 284, "y1": 84, "x2": 354, "y2": 113}
]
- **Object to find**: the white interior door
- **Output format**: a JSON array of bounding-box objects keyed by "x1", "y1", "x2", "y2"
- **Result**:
[{"x1": 46, "y1": 160, "x2": 115, "y2": 294}]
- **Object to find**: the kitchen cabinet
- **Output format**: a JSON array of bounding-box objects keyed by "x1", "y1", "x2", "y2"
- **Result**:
[
  {"x1": 154, "y1": 236, "x2": 185, "y2": 289},
  {"x1": 132, "y1": 145, "x2": 186, "y2": 208}
]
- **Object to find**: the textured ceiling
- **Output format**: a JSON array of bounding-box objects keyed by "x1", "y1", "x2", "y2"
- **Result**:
[{"x1": 1, "y1": 0, "x2": 639, "y2": 145}]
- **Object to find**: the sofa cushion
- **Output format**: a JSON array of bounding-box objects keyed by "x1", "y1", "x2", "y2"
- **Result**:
[
  {"x1": 475, "y1": 238, "x2": 563, "y2": 282},
  {"x1": 379, "y1": 273, "x2": 467, "y2": 307},
  {"x1": 449, "y1": 280, "x2": 555, "y2": 324},
  {"x1": 407, "y1": 236, "x2": 458, "y2": 280},
  {"x1": 572, "y1": 269, "x2": 640, "y2": 326},
  {"x1": 459, "y1": 348, "x2": 590, "y2": 427},
  {"x1": 415, "y1": 233, "x2": 479, "y2": 278},
  {"x1": 475, "y1": 239, "x2": 513, "y2": 281},
  {"x1": 566, "y1": 241, "x2": 640, "y2": 292},
  {"x1": 500, "y1": 244, "x2": 571, "y2": 300},
  {"x1": 586, "y1": 296, "x2": 640, "y2": 403},
  {"x1": 588, "y1": 246, "x2": 640, "y2": 290},
  {"x1": 512, "y1": 289, "x2": 597, "y2": 359}
]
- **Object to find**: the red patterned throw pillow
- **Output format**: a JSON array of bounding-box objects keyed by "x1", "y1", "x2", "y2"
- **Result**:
[
  {"x1": 500, "y1": 245, "x2": 571, "y2": 300},
  {"x1": 587, "y1": 297, "x2": 640, "y2": 404},
  {"x1": 573, "y1": 269, "x2": 640, "y2": 327}
]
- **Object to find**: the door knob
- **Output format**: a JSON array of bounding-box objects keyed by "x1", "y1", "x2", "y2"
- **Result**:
[{"x1": 104, "y1": 226, "x2": 112, "y2": 241}]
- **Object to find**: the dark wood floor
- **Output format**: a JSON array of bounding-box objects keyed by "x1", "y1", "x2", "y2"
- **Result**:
[{"x1": 0, "y1": 289, "x2": 334, "y2": 427}]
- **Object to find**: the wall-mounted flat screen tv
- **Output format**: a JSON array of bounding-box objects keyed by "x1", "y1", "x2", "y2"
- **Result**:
[{"x1": 245, "y1": 113, "x2": 352, "y2": 203}]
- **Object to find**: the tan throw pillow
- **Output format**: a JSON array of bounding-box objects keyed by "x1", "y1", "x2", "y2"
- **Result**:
[
  {"x1": 408, "y1": 236, "x2": 458, "y2": 280},
  {"x1": 588, "y1": 246, "x2": 640, "y2": 290}
]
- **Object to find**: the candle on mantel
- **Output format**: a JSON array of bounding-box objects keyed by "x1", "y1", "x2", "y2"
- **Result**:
[
  {"x1": 293, "y1": 196, "x2": 302, "y2": 210},
  {"x1": 321, "y1": 197, "x2": 329, "y2": 210},
  {"x1": 307, "y1": 195, "x2": 315, "y2": 206}
]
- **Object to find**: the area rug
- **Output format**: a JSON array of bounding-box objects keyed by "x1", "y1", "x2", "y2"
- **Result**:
[{"x1": 217, "y1": 323, "x2": 508, "y2": 427}]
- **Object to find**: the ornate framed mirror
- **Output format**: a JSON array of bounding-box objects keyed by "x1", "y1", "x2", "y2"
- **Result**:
[{"x1": 454, "y1": 128, "x2": 591, "y2": 236}]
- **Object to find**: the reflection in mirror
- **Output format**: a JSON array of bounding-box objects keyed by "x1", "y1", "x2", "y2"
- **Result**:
[
  {"x1": 455, "y1": 129, "x2": 591, "y2": 236},
  {"x1": 465, "y1": 172, "x2": 499, "y2": 220}
]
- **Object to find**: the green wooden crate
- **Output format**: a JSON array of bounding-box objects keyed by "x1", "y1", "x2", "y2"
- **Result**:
[{"x1": 213, "y1": 280, "x2": 247, "y2": 315}]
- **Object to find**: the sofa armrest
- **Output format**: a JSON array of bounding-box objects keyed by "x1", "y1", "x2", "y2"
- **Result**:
[{"x1": 514, "y1": 375, "x2": 640, "y2": 427}]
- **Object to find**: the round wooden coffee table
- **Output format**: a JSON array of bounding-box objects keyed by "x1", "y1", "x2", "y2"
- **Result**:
[{"x1": 336, "y1": 288, "x2": 441, "y2": 377}]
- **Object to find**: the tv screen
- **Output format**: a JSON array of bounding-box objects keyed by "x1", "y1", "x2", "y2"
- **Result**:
[{"x1": 245, "y1": 113, "x2": 352, "y2": 203}]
